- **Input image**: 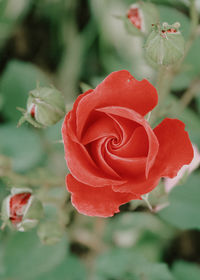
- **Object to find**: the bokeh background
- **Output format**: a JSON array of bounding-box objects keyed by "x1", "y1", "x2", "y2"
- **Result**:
[{"x1": 0, "y1": 0, "x2": 200, "y2": 279}]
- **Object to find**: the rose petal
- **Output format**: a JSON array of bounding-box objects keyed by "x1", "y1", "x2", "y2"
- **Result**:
[
  {"x1": 153, "y1": 118, "x2": 194, "y2": 178},
  {"x1": 76, "y1": 70, "x2": 158, "y2": 139},
  {"x1": 63, "y1": 133, "x2": 125, "y2": 188},
  {"x1": 111, "y1": 126, "x2": 148, "y2": 158},
  {"x1": 97, "y1": 106, "x2": 159, "y2": 178},
  {"x1": 67, "y1": 174, "x2": 139, "y2": 217},
  {"x1": 88, "y1": 137, "x2": 122, "y2": 179},
  {"x1": 69, "y1": 89, "x2": 93, "y2": 137},
  {"x1": 112, "y1": 171, "x2": 160, "y2": 195},
  {"x1": 81, "y1": 112, "x2": 119, "y2": 145},
  {"x1": 105, "y1": 146, "x2": 147, "y2": 177}
]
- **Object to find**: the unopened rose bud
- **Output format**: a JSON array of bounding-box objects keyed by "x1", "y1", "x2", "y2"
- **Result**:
[
  {"x1": 124, "y1": 2, "x2": 159, "y2": 36},
  {"x1": 18, "y1": 86, "x2": 66, "y2": 128},
  {"x1": 1, "y1": 188, "x2": 43, "y2": 231},
  {"x1": 37, "y1": 221, "x2": 63, "y2": 245},
  {"x1": 145, "y1": 22, "x2": 185, "y2": 65}
]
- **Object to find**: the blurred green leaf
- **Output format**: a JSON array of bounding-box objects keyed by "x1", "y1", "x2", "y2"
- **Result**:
[
  {"x1": 44, "y1": 119, "x2": 63, "y2": 143},
  {"x1": 105, "y1": 212, "x2": 174, "y2": 239},
  {"x1": 95, "y1": 248, "x2": 175, "y2": 280},
  {"x1": 0, "y1": 60, "x2": 49, "y2": 122},
  {"x1": 0, "y1": 124, "x2": 44, "y2": 172},
  {"x1": 36, "y1": 255, "x2": 87, "y2": 280},
  {"x1": 179, "y1": 107, "x2": 200, "y2": 146},
  {"x1": 172, "y1": 37, "x2": 200, "y2": 90},
  {"x1": 172, "y1": 261, "x2": 200, "y2": 280},
  {"x1": 105, "y1": 212, "x2": 175, "y2": 262},
  {"x1": 3, "y1": 231, "x2": 68, "y2": 280},
  {"x1": 158, "y1": 173, "x2": 200, "y2": 229}
]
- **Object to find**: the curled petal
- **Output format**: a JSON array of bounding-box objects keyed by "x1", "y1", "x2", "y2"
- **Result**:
[
  {"x1": 81, "y1": 112, "x2": 119, "y2": 145},
  {"x1": 105, "y1": 141, "x2": 147, "y2": 177},
  {"x1": 88, "y1": 137, "x2": 121, "y2": 179},
  {"x1": 97, "y1": 106, "x2": 159, "y2": 177},
  {"x1": 63, "y1": 133, "x2": 125, "y2": 188},
  {"x1": 67, "y1": 89, "x2": 94, "y2": 141},
  {"x1": 67, "y1": 174, "x2": 139, "y2": 217},
  {"x1": 76, "y1": 70, "x2": 158, "y2": 139}
]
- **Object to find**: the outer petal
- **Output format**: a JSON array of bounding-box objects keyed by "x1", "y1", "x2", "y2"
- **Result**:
[
  {"x1": 153, "y1": 118, "x2": 194, "y2": 178},
  {"x1": 67, "y1": 174, "x2": 139, "y2": 217},
  {"x1": 112, "y1": 119, "x2": 193, "y2": 195},
  {"x1": 76, "y1": 70, "x2": 158, "y2": 139},
  {"x1": 62, "y1": 99, "x2": 125, "y2": 187},
  {"x1": 112, "y1": 171, "x2": 160, "y2": 195}
]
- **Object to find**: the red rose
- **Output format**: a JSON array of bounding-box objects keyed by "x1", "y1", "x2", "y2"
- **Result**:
[{"x1": 62, "y1": 70, "x2": 193, "y2": 217}]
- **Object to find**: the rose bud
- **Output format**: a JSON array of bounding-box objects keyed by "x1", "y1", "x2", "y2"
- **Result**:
[
  {"x1": 18, "y1": 86, "x2": 66, "y2": 128},
  {"x1": 145, "y1": 22, "x2": 185, "y2": 65},
  {"x1": 62, "y1": 70, "x2": 193, "y2": 217},
  {"x1": 164, "y1": 144, "x2": 200, "y2": 193},
  {"x1": 124, "y1": 2, "x2": 159, "y2": 36},
  {"x1": 37, "y1": 221, "x2": 63, "y2": 245},
  {"x1": 1, "y1": 188, "x2": 44, "y2": 231}
]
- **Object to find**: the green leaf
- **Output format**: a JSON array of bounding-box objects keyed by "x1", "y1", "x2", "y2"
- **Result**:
[
  {"x1": 36, "y1": 255, "x2": 87, "y2": 280},
  {"x1": 172, "y1": 36, "x2": 200, "y2": 90},
  {"x1": 158, "y1": 173, "x2": 200, "y2": 229},
  {"x1": 179, "y1": 108, "x2": 200, "y2": 146},
  {"x1": 3, "y1": 231, "x2": 68, "y2": 280},
  {"x1": 172, "y1": 261, "x2": 200, "y2": 280},
  {"x1": 95, "y1": 248, "x2": 175, "y2": 280},
  {"x1": 104, "y1": 212, "x2": 175, "y2": 262},
  {"x1": 0, "y1": 60, "x2": 49, "y2": 121},
  {"x1": 0, "y1": 124, "x2": 44, "y2": 172},
  {"x1": 105, "y1": 212, "x2": 174, "y2": 238}
]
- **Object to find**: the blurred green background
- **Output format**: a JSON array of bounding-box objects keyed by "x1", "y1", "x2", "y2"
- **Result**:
[{"x1": 0, "y1": 0, "x2": 200, "y2": 279}]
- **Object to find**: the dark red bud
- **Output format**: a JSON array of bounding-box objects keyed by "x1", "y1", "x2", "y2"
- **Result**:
[
  {"x1": 30, "y1": 104, "x2": 36, "y2": 118},
  {"x1": 9, "y1": 193, "x2": 31, "y2": 225},
  {"x1": 127, "y1": 7, "x2": 142, "y2": 30}
]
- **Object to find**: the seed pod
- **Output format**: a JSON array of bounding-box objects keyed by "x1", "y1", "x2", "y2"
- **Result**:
[
  {"x1": 1, "y1": 188, "x2": 44, "y2": 232},
  {"x1": 145, "y1": 22, "x2": 185, "y2": 65},
  {"x1": 123, "y1": 2, "x2": 159, "y2": 36},
  {"x1": 18, "y1": 86, "x2": 66, "y2": 128}
]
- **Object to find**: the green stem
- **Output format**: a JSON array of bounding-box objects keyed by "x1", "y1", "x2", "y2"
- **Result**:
[{"x1": 150, "y1": 65, "x2": 173, "y2": 125}]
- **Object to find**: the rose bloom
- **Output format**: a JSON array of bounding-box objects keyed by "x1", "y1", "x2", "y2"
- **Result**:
[{"x1": 62, "y1": 70, "x2": 193, "y2": 217}]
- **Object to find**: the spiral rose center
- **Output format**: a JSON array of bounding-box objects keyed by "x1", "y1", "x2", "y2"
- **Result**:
[{"x1": 81, "y1": 109, "x2": 151, "y2": 179}]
